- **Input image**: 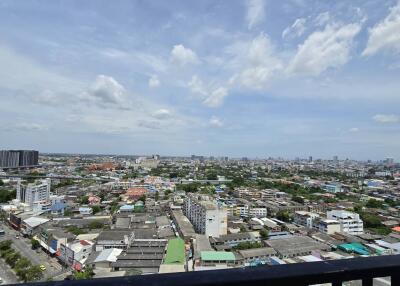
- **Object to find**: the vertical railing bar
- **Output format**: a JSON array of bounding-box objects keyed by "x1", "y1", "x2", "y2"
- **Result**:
[{"x1": 361, "y1": 278, "x2": 373, "y2": 286}]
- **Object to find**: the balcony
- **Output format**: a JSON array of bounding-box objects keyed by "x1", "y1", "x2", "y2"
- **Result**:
[{"x1": 18, "y1": 254, "x2": 400, "y2": 286}]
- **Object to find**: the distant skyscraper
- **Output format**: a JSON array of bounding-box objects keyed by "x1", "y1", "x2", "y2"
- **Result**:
[
  {"x1": 385, "y1": 157, "x2": 394, "y2": 164},
  {"x1": 333, "y1": 156, "x2": 338, "y2": 162},
  {"x1": 0, "y1": 150, "x2": 38, "y2": 168},
  {"x1": 308, "y1": 156, "x2": 313, "y2": 162}
]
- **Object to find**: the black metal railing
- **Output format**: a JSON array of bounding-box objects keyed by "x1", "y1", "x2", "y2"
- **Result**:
[{"x1": 18, "y1": 255, "x2": 400, "y2": 286}]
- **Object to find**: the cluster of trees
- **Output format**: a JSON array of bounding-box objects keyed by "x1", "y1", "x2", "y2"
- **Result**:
[
  {"x1": 0, "y1": 189, "x2": 16, "y2": 203},
  {"x1": 176, "y1": 183, "x2": 201, "y2": 193},
  {"x1": 73, "y1": 266, "x2": 94, "y2": 280},
  {"x1": 0, "y1": 240, "x2": 43, "y2": 282},
  {"x1": 366, "y1": 199, "x2": 384, "y2": 209},
  {"x1": 232, "y1": 241, "x2": 263, "y2": 250},
  {"x1": 67, "y1": 225, "x2": 86, "y2": 236},
  {"x1": 353, "y1": 205, "x2": 391, "y2": 235},
  {"x1": 259, "y1": 228, "x2": 269, "y2": 239},
  {"x1": 276, "y1": 210, "x2": 292, "y2": 222}
]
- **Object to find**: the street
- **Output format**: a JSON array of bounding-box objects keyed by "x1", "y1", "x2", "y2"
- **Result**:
[
  {"x1": 0, "y1": 222, "x2": 63, "y2": 281},
  {"x1": 0, "y1": 257, "x2": 18, "y2": 285}
]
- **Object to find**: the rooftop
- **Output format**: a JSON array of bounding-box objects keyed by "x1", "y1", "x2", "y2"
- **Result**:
[
  {"x1": 163, "y1": 238, "x2": 185, "y2": 265},
  {"x1": 201, "y1": 251, "x2": 236, "y2": 261}
]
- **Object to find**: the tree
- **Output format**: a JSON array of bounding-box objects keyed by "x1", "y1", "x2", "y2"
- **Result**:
[
  {"x1": 0, "y1": 240, "x2": 12, "y2": 251},
  {"x1": 80, "y1": 196, "x2": 89, "y2": 204},
  {"x1": 138, "y1": 195, "x2": 146, "y2": 203},
  {"x1": 292, "y1": 196, "x2": 304, "y2": 204},
  {"x1": 15, "y1": 257, "x2": 31, "y2": 271},
  {"x1": 0, "y1": 179, "x2": 4, "y2": 186},
  {"x1": 259, "y1": 228, "x2": 269, "y2": 239},
  {"x1": 31, "y1": 238, "x2": 41, "y2": 250},
  {"x1": 91, "y1": 205, "x2": 101, "y2": 215},
  {"x1": 366, "y1": 199, "x2": 383, "y2": 209},
  {"x1": 154, "y1": 191, "x2": 159, "y2": 201},
  {"x1": 73, "y1": 267, "x2": 94, "y2": 280},
  {"x1": 24, "y1": 265, "x2": 43, "y2": 282},
  {"x1": 0, "y1": 189, "x2": 16, "y2": 203},
  {"x1": 361, "y1": 213, "x2": 382, "y2": 228},
  {"x1": 5, "y1": 251, "x2": 21, "y2": 267},
  {"x1": 88, "y1": 220, "x2": 104, "y2": 230},
  {"x1": 276, "y1": 210, "x2": 291, "y2": 222}
]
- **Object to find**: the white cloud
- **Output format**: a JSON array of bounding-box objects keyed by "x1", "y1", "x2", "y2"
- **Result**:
[
  {"x1": 349, "y1": 127, "x2": 359, "y2": 132},
  {"x1": 363, "y1": 2, "x2": 400, "y2": 56},
  {"x1": 230, "y1": 33, "x2": 283, "y2": 89},
  {"x1": 373, "y1": 114, "x2": 400, "y2": 123},
  {"x1": 170, "y1": 44, "x2": 199, "y2": 66},
  {"x1": 287, "y1": 22, "x2": 361, "y2": 76},
  {"x1": 152, "y1": 109, "x2": 171, "y2": 119},
  {"x1": 314, "y1": 12, "x2": 330, "y2": 27},
  {"x1": 188, "y1": 76, "x2": 228, "y2": 107},
  {"x1": 203, "y1": 87, "x2": 228, "y2": 108},
  {"x1": 148, "y1": 75, "x2": 160, "y2": 88},
  {"x1": 282, "y1": 18, "x2": 307, "y2": 39},
  {"x1": 246, "y1": 0, "x2": 265, "y2": 29},
  {"x1": 84, "y1": 75, "x2": 126, "y2": 105},
  {"x1": 15, "y1": 122, "x2": 48, "y2": 132},
  {"x1": 188, "y1": 75, "x2": 207, "y2": 96},
  {"x1": 209, "y1": 116, "x2": 224, "y2": 127}
]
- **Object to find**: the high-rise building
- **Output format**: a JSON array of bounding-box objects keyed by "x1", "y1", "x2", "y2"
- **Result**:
[
  {"x1": 183, "y1": 195, "x2": 227, "y2": 238},
  {"x1": 333, "y1": 156, "x2": 339, "y2": 162},
  {"x1": 17, "y1": 179, "x2": 51, "y2": 206},
  {"x1": 308, "y1": 156, "x2": 313, "y2": 163},
  {"x1": 0, "y1": 150, "x2": 39, "y2": 168}
]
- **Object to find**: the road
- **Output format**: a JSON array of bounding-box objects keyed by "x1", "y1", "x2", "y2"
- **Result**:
[
  {"x1": 0, "y1": 257, "x2": 18, "y2": 285},
  {"x1": 0, "y1": 223, "x2": 63, "y2": 281}
]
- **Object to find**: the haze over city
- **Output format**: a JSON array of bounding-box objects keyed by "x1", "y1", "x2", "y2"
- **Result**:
[{"x1": 1, "y1": 0, "x2": 400, "y2": 160}]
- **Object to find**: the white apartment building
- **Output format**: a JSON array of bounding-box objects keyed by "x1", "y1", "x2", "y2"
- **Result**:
[
  {"x1": 327, "y1": 210, "x2": 364, "y2": 235},
  {"x1": 318, "y1": 219, "x2": 341, "y2": 235},
  {"x1": 183, "y1": 195, "x2": 227, "y2": 238},
  {"x1": 294, "y1": 211, "x2": 320, "y2": 228},
  {"x1": 17, "y1": 179, "x2": 51, "y2": 206},
  {"x1": 249, "y1": 207, "x2": 267, "y2": 218}
]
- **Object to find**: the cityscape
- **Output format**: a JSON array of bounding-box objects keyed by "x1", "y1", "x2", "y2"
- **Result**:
[
  {"x1": 0, "y1": 150, "x2": 399, "y2": 285},
  {"x1": 1, "y1": 0, "x2": 400, "y2": 285}
]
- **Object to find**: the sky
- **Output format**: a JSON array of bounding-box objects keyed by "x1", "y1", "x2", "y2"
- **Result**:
[{"x1": 0, "y1": 0, "x2": 400, "y2": 160}]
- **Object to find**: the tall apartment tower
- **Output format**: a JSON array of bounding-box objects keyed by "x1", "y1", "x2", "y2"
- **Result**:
[
  {"x1": 17, "y1": 179, "x2": 51, "y2": 206},
  {"x1": 183, "y1": 195, "x2": 227, "y2": 238},
  {"x1": 0, "y1": 150, "x2": 39, "y2": 168}
]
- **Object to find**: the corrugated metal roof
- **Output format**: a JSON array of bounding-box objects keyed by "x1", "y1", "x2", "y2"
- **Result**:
[
  {"x1": 201, "y1": 251, "x2": 235, "y2": 261},
  {"x1": 163, "y1": 238, "x2": 185, "y2": 264}
]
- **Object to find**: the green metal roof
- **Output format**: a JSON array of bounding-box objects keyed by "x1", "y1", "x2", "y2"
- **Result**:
[
  {"x1": 201, "y1": 251, "x2": 236, "y2": 261},
  {"x1": 163, "y1": 238, "x2": 185, "y2": 265}
]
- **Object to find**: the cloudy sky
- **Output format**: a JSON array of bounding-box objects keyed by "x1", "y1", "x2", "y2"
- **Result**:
[{"x1": 1, "y1": 0, "x2": 400, "y2": 160}]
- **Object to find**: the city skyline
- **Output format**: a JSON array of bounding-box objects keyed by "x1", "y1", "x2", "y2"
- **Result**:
[{"x1": 1, "y1": 0, "x2": 400, "y2": 160}]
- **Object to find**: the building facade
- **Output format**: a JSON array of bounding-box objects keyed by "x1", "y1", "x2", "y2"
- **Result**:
[
  {"x1": 0, "y1": 150, "x2": 38, "y2": 168},
  {"x1": 327, "y1": 210, "x2": 364, "y2": 235},
  {"x1": 183, "y1": 195, "x2": 227, "y2": 238},
  {"x1": 17, "y1": 179, "x2": 51, "y2": 206}
]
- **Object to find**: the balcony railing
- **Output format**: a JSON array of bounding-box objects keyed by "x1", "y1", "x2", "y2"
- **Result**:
[{"x1": 19, "y1": 254, "x2": 400, "y2": 286}]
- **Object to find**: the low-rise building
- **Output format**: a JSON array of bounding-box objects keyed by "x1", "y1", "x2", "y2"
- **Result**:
[{"x1": 327, "y1": 210, "x2": 364, "y2": 235}]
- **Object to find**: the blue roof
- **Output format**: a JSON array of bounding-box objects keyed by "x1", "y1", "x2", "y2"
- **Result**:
[{"x1": 120, "y1": 205, "x2": 135, "y2": 210}]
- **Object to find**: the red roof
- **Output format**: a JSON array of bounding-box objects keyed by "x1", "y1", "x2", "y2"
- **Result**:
[{"x1": 392, "y1": 226, "x2": 400, "y2": 232}]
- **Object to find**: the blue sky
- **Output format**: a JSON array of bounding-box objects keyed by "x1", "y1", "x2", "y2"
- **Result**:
[{"x1": 0, "y1": 0, "x2": 400, "y2": 160}]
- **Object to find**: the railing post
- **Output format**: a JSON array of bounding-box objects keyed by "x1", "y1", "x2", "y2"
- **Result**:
[
  {"x1": 392, "y1": 274, "x2": 400, "y2": 286},
  {"x1": 362, "y1": 278, "x2": 373, "y2": 286}
]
